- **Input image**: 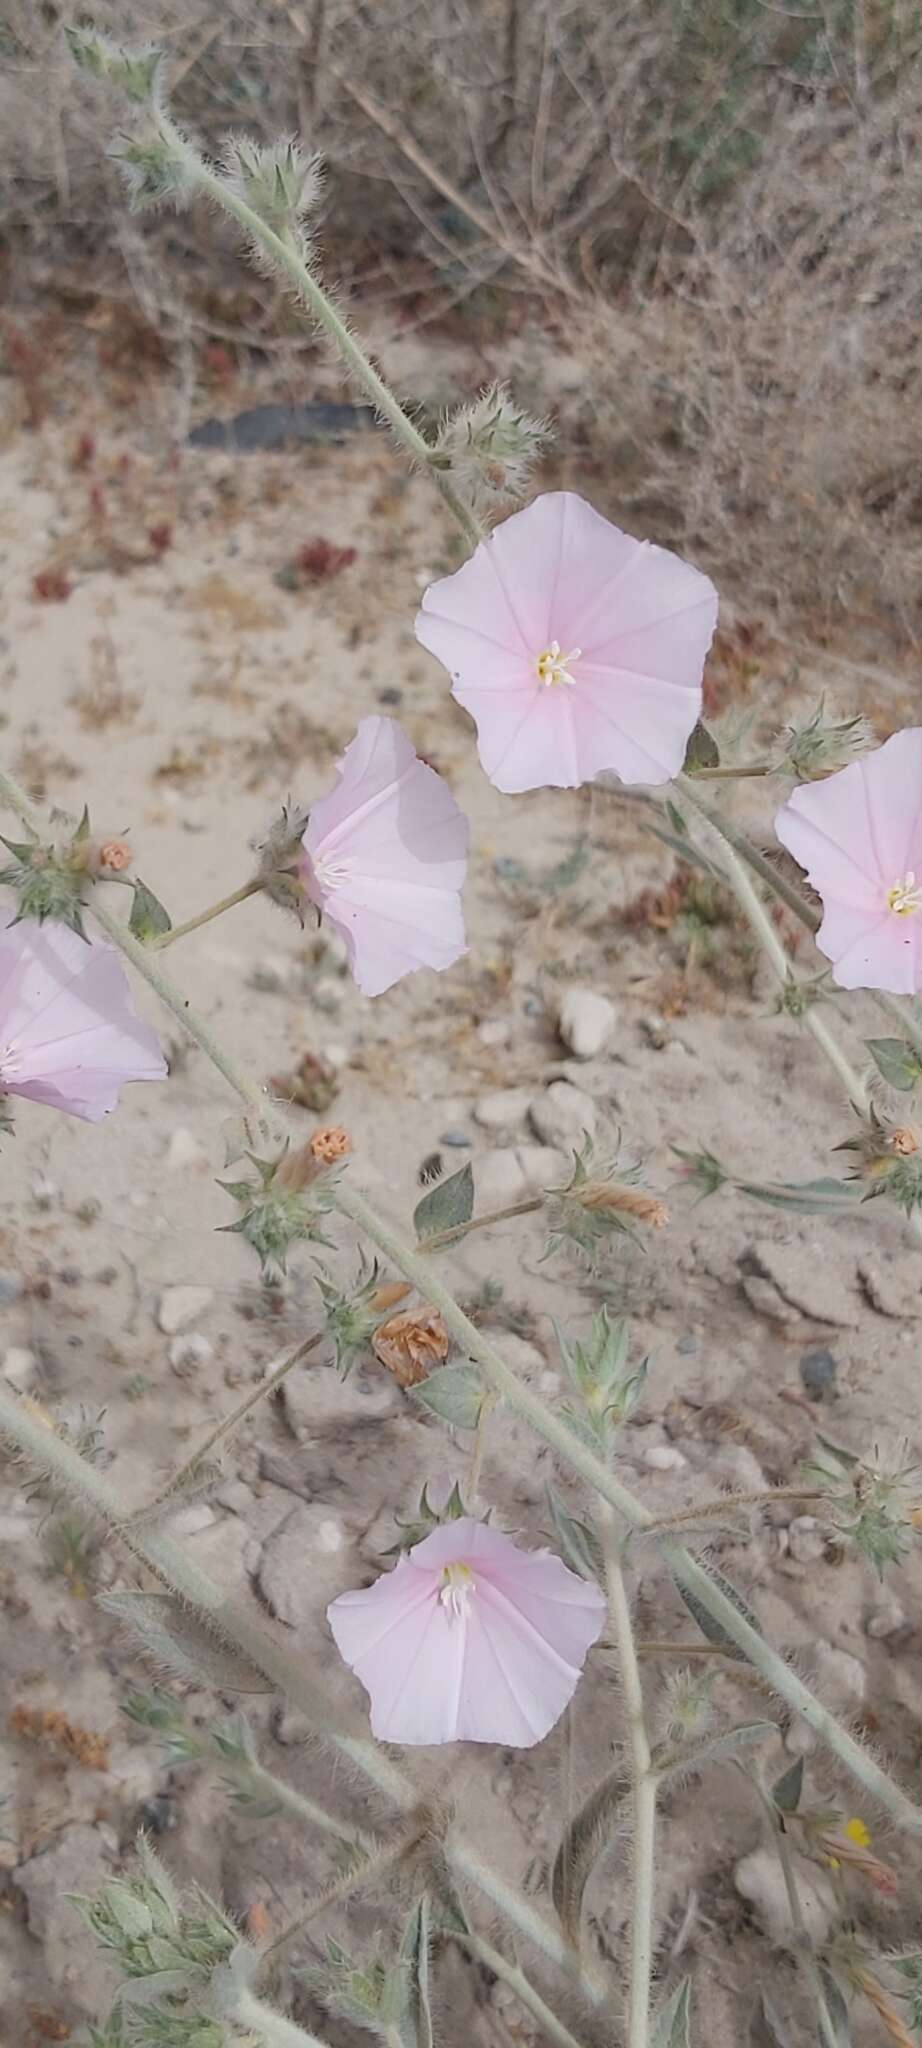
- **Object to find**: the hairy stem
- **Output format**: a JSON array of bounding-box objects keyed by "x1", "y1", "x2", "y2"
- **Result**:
[
  {"x1": 164, "y1": 123, "x2": 484, "y2": 551},
  {"x1": 757, "y1": 1788, "x2": 840, "y2": 2048},
  {"x1": 153, "y1": 877, "x2": 263, "y2": 948},
  {"x1": 418, "y1": 1196, "x2": 544, "y2": 1253},
  {"x1": 453, "y1": 1930, "x2": 591, "y2": 2048},
  {"x1": 240, "y1": 1757, "x2": 369, "y2": 1847},
  {"x1": 226, "y1": 1989, "x2": 334, "y2": 2048},
  {"x1": 467, "y1": 1390, "x2": 497, "y2": 1502},
  {"x1": 675, "y1": 775, "x2": 871, "y2": 1118},
  {"x1": 599, "y1": 1506, "x2": 655, "y2": 2048},
  {"x1": 641, "y1": 1486, "x2": 826, "y2": 1532},
  {"x1": 143, "y1": 1330, "x2": 322, "y2": 1511},
  {"x1": 259, "y1": 1828, "x2": 422, "y2": 1969},
  {"x1": 332, "y1": 1182, "x2": 922, "y2": 1833}
]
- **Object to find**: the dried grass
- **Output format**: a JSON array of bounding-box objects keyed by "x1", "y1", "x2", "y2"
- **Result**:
[{"x1": 2, "y1": 2, "x2": 921, "y2": 644}]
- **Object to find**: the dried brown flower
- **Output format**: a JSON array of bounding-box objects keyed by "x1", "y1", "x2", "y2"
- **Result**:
[
  {"x1": 372, "y1": 1306, "x2": 449, "y2": 1387},
  {"x1": 578, "y1": 1181, "x2": 670, "y2": 1228},
  {"x1": 309, "y1": 1124, "x2": 351, "y2": 1164},
  {"x1": 97, "y1": 838, "x2": 132, "y2": 873},
  {"x1": 10, "y1": 1702, "x2": 109, "y2": 1771}
]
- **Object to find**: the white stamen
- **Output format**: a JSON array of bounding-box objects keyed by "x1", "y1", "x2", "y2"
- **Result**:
[
  {"x1": 887, "y1": 871, "x2": 922, "y2": 917},
  {"x1": 439, "y1": 1561, "x2": 474, "y2": 1621},
  {"x1": 535, "y1": 639, "x2": 581, "y2": 689}
]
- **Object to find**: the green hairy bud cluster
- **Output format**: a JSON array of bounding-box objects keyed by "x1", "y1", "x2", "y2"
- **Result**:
[
  {"x1": 219, "y1": 1147, "x2": 338, "y2": 1281},
  {"x1": 556, "y1": 1307, "x2": 648, "y2": 1451},
  {"x1": 75, "y1": 1838, "x2": 236, "y2": 2046},
  {"x1": 221, "y1": 135, "x2": 324, "y2": 236},
  {"x1": 435, "y1": 382, "x2": 548, "y2": 506},
  {"x1": 780, "y1": 697, "x2": 874, "y2": 781}
]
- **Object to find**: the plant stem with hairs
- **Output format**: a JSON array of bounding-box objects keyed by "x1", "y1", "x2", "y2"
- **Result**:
[
  {"x1": 674, "y1": 774, "x2": 872, "y2": 1119},
  {"x1": 259, "y1": 1827, "x2": 425, "y2": 1970},
  {"x1": 142, "y1": 1330, "x2": 322, "y2": 1512},
  {"x1": 418, "y1": 1196, "x2": 545, "y2": 1253},
  {"x1": 153, "y1": 877, "x2": 263, "y2": 948},
  {"x1": 222, "y1": 1990, "x2": 334, "y2": 2048},
  {"x1": 757, "y1": 1786, "x2": 840, "y2": 2048},
  {"x1": 599, "y1": 1504, "x2": 655, "y2": 2048},
  {"x1": 451, "y1": 1930, "x2": 590, "y2": 2048}
]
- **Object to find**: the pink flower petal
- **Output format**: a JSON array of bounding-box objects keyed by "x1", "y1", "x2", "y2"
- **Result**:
[
  {"x1": 327, "y1": 1515, "x2": 605, "y2": 1747},
  {"x1": 415, "y1": 492, "x2": 718, "y2": 794},
  {"x1": 301, "y1": 717, "x2": 468, "y2": 997},
  {"x1": 775, "y1": 730, "x2": 922, "y2": 993},
  {"x1": 0, "y1": 918, "x2": 166, "y2": 1122}
]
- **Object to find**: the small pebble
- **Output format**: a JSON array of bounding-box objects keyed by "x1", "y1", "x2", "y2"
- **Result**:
[
  {"x1": 169, "y1": 1502, "x2": 217, "y2": 1536},
  {"x1": 377, "y1": 685, "x2": 402, "y2": 706},
  {"x1": 865, "y1": 1592, "x2": 906, "y2": 1639},
  {"x1": 439, "y1": 1130, "x2": 472, "y2": 1148},
  {"x1": 800, "y1": 1347, "x2": 837, "y2": 1399},
  {"x1": 31, "y1": 1175, "x2": 58, "y2": 1210},
  {"x1": 165, "y1": 1126, "x2": 209, "y2": 1173},
  {"x1": 557, "y1": 987, "x2": 616, "y2": 1061},
  {"x1": 0, "y1": 1271, "x2": 20, "y2": 1306},
  {"x1": 477, "y1": 1018, "x2": 512, "y2": 1048},
  {"x1": 168, "y1": 1332, "x2": 214, "y2": 1376},
  {"x1": 2, "y1": 1346, "x2": 36, "y2": 1388},
  {"x1": 529, "y1": 1079, "x2": 597, "y2": 1149},
  {"x1": 735, "y1": 1847, "x2": 835, "y2": 1945},
  {"x1": 247, "y1": 958, "x2": 291, "y2": 994},
  {"x1": 787, "y1": 1515, "x2": 826, "y2": 1564},
  {"x1": 474, "y1": 1087, "x2": 532, "y2": 1132},
  {"x1": 157, "y1": 1285, "x2": 214, "y2": 1336},
  {"x1": 676, "y1": 1333, "x2": 698, "y2": 1356},
  {"x1": 644, "y1": 1445, "x2": 687, "y2": 1472},
  {"x1": 641, "y1": 1016, "x2": 669, "y2": 1050}
]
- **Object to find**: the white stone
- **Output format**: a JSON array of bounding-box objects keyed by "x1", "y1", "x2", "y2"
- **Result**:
[
  {"x1": 474, "y1": 1088, "x2": 532, "y2": 1131},
  {"x1": 169, "y1": 1503, "x2": 217, "y2": 1536},
  {"x1": 317, "y1": 1517, "x2": 344, "y2": 1553},
  {"x1": 2, "y1": 1346, "x2": 36, "y2": 1389},
  {"x1": 474, "y1": 1148, "x2": 530, "y2": 1209},
  {"x1": 157, "y1": 1285, "x2": 214, "y2": 1335},
  {"x1": 165, "y1": 1126, "x2": 209, "y2": 1173},
  {"x1": 787, "y1": 1516, "x2": 826, "y2": 1565},
  {"x1": 558, "y1": 987, "x2": 616, "y2": 1060},
  {"x1": 529, "y1": 1080, "x2": 597, "y2": 1149},
  {"x1": 734, "y1": 1846, "x2": 835, "y2": 1945},
  {"x1": 866, "y1": 1592, "x2": 906, "y2": 1639},
  {"x1": 477, "y1": 1018, "x2": 512, "y2": 1047},
  {"x1": 168, "y1": 1332, "x2": 214, "y2": 1376},
  {"x1": 516, "y1": 1144, "x2": 569, "y2": 1192},
  {"x1": 643, "y1": 1445, "x2": 688, "y2": 1472}
]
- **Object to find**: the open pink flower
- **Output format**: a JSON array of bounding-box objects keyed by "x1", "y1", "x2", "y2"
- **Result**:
[
  {"x1": 299, "y1": 717, "x2": 467, "y2": 997},
  {"x1": 775, "y1": 730, "x2": 922, "y2": 993},
  {"x1": 0, "y1": 916, "x2": 166, "y2": 1122},
  {"x1": 415, "y1": 491, "x2": 718, "y2": 794},
  {"x1": 327, "y1": 1515, "x2": 605, "y2": 1747}
]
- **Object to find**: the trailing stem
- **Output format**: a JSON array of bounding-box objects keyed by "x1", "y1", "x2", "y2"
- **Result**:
[{"x1": 598, "y1": 1505, "x2": 655, "y2": 2048}]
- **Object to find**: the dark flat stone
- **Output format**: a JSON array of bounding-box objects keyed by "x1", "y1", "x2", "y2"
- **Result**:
[{"x1": 188, "y1": 401, "x2": 376, "y2": 451}]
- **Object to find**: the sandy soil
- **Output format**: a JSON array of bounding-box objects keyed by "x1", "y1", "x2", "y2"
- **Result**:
[{"x1": 0, "y1": 330, "x2": 921, "y2": 2048}]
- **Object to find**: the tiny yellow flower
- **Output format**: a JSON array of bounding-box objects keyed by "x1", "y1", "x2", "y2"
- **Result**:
[{"x1": 844, "y1": 1816, "x2": 871, "y2": 1847}]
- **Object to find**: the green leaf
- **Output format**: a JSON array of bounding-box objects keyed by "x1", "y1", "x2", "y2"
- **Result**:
[
  {"x1": 818, "y1": 1970, "x2": 851, "y2": 2047},
  {"x1": 673, "y1": 1562, "x2": 763, "y2": 1662},
  {"x1": 394, "y1": 1895, "x2": 434, "y2": 2048},
  {"x1": 99, "y1": 1591, "x2": 272, "y2": 1693},
  {"x1": 657, "y1": 1720, "x2": 776, "y2": 1780},
  {"x1": 545, "y1": 1484, "x2": 604, "y2": 1582},
  {"x1": 866, "y1": 1038, "x2": 922, "y2": 1092},
  {"x1": 749, "y1": 1991, "x2": 796, "y2": 2047},
  {"x1": 652, "y1": 1976, "x2": 692, "y2": 2048},
  {"x1": 129, "y1": 877, "x2": 172, "y2": 942},
  {"x1": 413, "y1": 1163, "x2": 474, "y2": 1240},
  {"x1": 684, "y1": 718, "x2": 720, "y2": 770},
  {"x1": 770, "y1": 1755, "x2": 805, "y2": 1814},
  {"x1": 411, "y1": 1363, "x2": 485, "y2": 1430},
  {"x1": 550, "y1": 1765, "x2": 631, "y2": 1943},
  {"x1": 738, "y1": 1175, "x2": 858, "y2": 1215}
]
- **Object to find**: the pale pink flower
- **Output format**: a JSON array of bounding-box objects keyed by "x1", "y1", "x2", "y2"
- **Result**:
[
  {"x1": 0, "y1": 916, "x2": 166, "y2": 1122},
  {"x1": 299, "y1": 717, "x2": 467, "y2": 997},
  {"x1": 775, "y1": 729, "x2": 922, "y2": 994},
  {"x1": 415, "y1": 491, "x2": 718, "y2": 794},
  {"x1": 327, "y1": 1515, "x2": 606, "y2": 1747}
]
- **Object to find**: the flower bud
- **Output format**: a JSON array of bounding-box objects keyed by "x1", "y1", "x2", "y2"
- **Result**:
[
  {"x1": 315, "y1": 1256, "x2": 384, "y2": 1376},
  {"x1": 110, "y1": 122, "x2": 197, "y2": 212},
  {"x1": 780, "y1": 698, "x2": 874, "y2": 781},
  {"x1": 435, "y1": 383, "x2": 549, "y2": 507},
  {"x1": 65, "y1": 27, "x2": 166, "y2": 105},
  {"x1": 556, "y1": 1307, "x2": 648, "y2": 1449},
  {"x1": 221, "y1": 135, "x2": 324, "y2": 236},
  {"x1": 219, "y1": 1147, "x2": 338, "y2": 1281},
  {"x1": 254, "y1": 801, "x2": 310, "y2": 919}
]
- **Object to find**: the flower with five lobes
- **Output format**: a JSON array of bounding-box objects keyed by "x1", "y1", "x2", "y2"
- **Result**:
[
  {"x1": 775, "y1": 728, "x2": 922, "y2": 993},
  {"x1": 415, "y1": 491, "x2": 718, "y2": 793},
  {"x1": 0, "y1": 915, "x2": 166, "y2": 1122},
  {"x1": 299, "y1": 716, "x2": 468, "y2": 997},
  {"x1": 327, "y1": 1514, "x2": 606, "y2": 1746}
]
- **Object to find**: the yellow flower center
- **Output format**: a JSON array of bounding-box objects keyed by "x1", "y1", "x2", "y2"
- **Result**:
[
  {"x1": 844, "y1": 1816, "x2": 871, "y2": 1847},
  {"x1": 439, "y1": 1560, "x2": 474, "y2": 1621},
  {"x1": 887, "y1": 871, "x2": 922, "y2": 916},
  {"x1": 535, "y1": 640, "x2": 581, "y2": 689}
]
